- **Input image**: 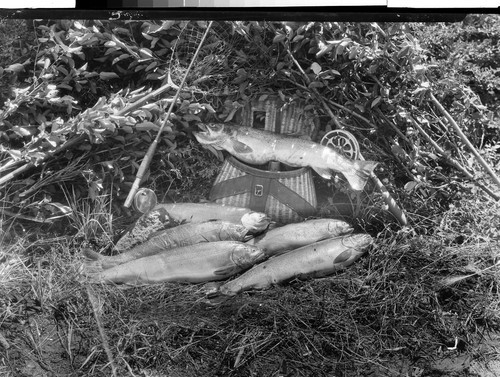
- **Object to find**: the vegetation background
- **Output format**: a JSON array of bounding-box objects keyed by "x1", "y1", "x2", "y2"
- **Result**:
[{"x1": 0, "y1": 14, "x2": 499, "y2": 376}]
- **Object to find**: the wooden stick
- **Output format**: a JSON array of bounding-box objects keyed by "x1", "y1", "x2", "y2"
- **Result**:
[
  {"x1": 86, "y1": 286, "x2": 118, "y2": 377},
  {"x1": 0, "y1": 133, "x2": 86, "y2": 187},
  {"x1": 430, "y1": 92, "x2": 500, "y2": 189},
  {"x1": 410, "y1": 116, "x2": 499, "y2": 201},
  {"x1": 360, "y1": 152, "x2": 408, "y2": 226}
]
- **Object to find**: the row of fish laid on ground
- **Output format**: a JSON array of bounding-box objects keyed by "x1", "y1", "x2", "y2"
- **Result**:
[
  {"x1": 83, "y1": 203, "x2": 373, "y2": 295},
  {"x1": 193, "y1": 123, "x2": 378, "y2": 191}
]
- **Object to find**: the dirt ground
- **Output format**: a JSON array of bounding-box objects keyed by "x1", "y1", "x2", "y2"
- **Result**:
[{"x1": 2, "y1": 301, "x2": 500, "y2": 377}]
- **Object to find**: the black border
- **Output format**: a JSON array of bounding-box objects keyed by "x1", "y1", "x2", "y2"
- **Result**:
[{"x1": 1, "y1": 8, "x2": 498, "y2": 21}]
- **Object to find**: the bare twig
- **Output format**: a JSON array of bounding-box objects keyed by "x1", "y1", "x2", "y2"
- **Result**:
[
  {"x1": 86, "y1": 286, "x2": 118, "y2": 377},
  {"x1": 429, "y1": 92, "x2": 500, "y2": 189},
  {"x1": 0, "y1": 331, "x2": 10, "y2": 349},
  {"x1": 409, "y1": 115, "x2": 499, "y2": 201}
]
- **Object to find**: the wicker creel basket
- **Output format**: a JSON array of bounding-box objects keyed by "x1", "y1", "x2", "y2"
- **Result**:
[{"x1": 209, "y1": 157, "x2": 317, "y2": 224}]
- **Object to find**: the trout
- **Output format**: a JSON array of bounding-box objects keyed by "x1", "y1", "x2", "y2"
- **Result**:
[
  {"x1": 85, "y1": 220, "x2": 253, "y2": 270},
  {"x1": 89, "y1": 241, "x2": 266, "y2": 285},
  {"x1": 115, "y1": 203, "x2": 270, "y2": 251},
  {"x1": 219, "y1": 234, "x2": 372, "y2": 296},
  {"x1": 194, "y1": 123, "x2": 378, "y2": 191},
  {"x1": 247, "y1": 218, "x2": 353, "y2": 257}
]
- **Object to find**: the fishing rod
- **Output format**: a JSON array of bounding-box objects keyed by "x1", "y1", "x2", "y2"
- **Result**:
[{"x1": 123, "y1": 21, "x2": 214, "y2": 209}]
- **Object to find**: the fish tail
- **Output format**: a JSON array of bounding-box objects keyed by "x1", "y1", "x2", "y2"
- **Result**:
[{"x1": 343, "y1": 160, "x2": 378, "y2": 191}]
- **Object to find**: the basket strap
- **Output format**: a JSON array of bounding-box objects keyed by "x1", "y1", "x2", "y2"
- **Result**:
[
  {"x1": 209, "y1": 175, "x2": 254, "y2": 201},
  {"x1": 248, "y1": 175, "x2": 271, "y2": 213},
  {"x1": 210, "y1": 169, "x2": 317, "y2": 218},
  {"x1": 209, "y1": 174, "x2": 272, "y2": 213},
  {"x1": 269, "y1": 180, "x2": 317, "y2": 218}
]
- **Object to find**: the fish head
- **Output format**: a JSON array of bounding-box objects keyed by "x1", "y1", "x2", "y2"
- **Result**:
[
  {"x1": 333, "y1": 234, "x2": 373, "y2": 267},
  {"x1": 327, "y1": 220, "x2": 354, "y2": 236},
  {"x1": 342, "y1": 233, "x2": 373, "y2": 249},
  {"x1": 241, "y1": 212, "x2": 271, "y2": 233},
  {"x1": 342, "y1": 233, "x2": 373, "y2": 258},
  {"x1": 231, "y1": 244, "x2": 267, "y2": 268},
  {"x1": 193, "y1": 123, "x2": 231, "y2": 149}
]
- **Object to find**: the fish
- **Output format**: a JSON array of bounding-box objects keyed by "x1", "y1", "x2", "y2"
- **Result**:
[
  {"x1": 147, "y1": 203, "x2": 270, "y2": 233},
  {"x1": 193, "y1": 123, "x2": 378, "y2": 191},
  {"x1": 84, "y1": 220, "x2": 253, "y2": 270},
  {"x1": 219, "y1": 234, "x2": 373, "y2": 296},
  {"x1": 115, "y1": 205, "x2": 175, "y2": 252},
  {"x1": 115, "y1": 202, "x2": 270, "y2": 251},
  {"x1": 246, "y1": 218, "x2": 354, "y2": 257},
  {"x1": 88, "y1": 241, "x2": 267, "y2": 285}
]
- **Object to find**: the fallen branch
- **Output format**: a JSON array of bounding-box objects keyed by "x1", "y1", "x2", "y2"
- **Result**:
[
  {"x1": 409, "y1": 115, "x2": 499, "y2": 201},
  {"x1": 0, "y1": 133, "x2": 86, "y2": 188},
  {"x1": 0, "y1": 83, "x2": 176, "y2": 189},
  {"x1": 429, "y1": 92, "x2": 500, "y2": 189},
  {"x1": 360, "y1": 152, "x2": 408, "y2": 226}
]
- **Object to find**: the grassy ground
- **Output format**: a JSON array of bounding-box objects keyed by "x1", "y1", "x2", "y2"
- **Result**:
[{"x1": 1, "y1": 190, "x2": 500, "y2": 377}]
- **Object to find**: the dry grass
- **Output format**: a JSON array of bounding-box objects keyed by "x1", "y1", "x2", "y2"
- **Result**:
[{"x1": 1, "y1": 193, "x2": 499, "y2": 376}]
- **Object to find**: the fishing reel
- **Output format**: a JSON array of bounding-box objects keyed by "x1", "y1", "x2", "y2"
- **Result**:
[
  {"x1": 320, "y1": 129, "x2": 360, "y2": 160},
  {"x1": 132, "y1": 188, "x2": 157, "y2": 213},
  {"x1": 320, "y1": 129, "x2": 361, "y2": 190}
]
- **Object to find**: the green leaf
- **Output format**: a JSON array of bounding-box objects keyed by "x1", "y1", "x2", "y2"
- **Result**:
[
  {"x1": 99, "y1": 72, "x2": 120, "y2": 80},
  {"x1": 404, "y1": 181, "x2": 419, "y2": 192},
  {"x1": 6, "y1": 63, "x2": 25, "y2": 73},
  {"x1": 348, "y1": 46, "x2": 359, "y2": 59},
  {"x1": 112, "y1": 54, "x2": 130, "y2": 65},
  {"x1": 308, "y1": 81, "x2": 324, "y2": 89},
  {"x1": 371, "y1": 97, "x2": 382, "y2": 108},
  {"x1": 139, "y1": 48, "x2": 154, "y2": 59},
  {"x1": 12, "y1": 126, "x2": 36, "y2": 137},
  {"x1": 310, "y1": 62, "x2": 322, "y2": 75},
  {"x1": 136, "y1": 122, "x2": 160, "y2": 131},
  {"x1": 398, "y1": 46, "x2": 411, "y2": 58},
  {"x1": 273, "y1": 33, "x2": 287, "y2": 44},
  {"x1": 121, "y1": 126, "x2": 134, "y2": 134},
  {"x1": 57, "y1": 83, "x2": 73, "y2": 90}
]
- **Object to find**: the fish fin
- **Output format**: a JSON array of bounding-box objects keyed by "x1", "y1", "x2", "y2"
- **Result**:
[
  {"x1": 312, "y1": 167, "x2": 333, "y2": 179},
  {"x1": 283, "y1": 132, "x2": 311, "y2": 140},
  {"x1": 342, "y1": 160, "x2": 378, "y2": 191},
  {"x1": 231, "y1": 138, "x2": 254, "y2": 154},
  {"x1": 214, "y1": 265, "x2": 239, "y2": 276},
  {"x1": 202, "y1": 281, "x2": 225, "y2": 299},
  {"x1": 82, "y1": 248, "x2": 102, "y2": 261},
  {"x1": 203, "y1": 145, "x2": 224, "y2": 161},
  {"x1": 203, "y1": 284, "x2": 233, "y2": 303},
  {"x1": 243, "y1": 234, "x2": 254, "y2": 242},
  {"x1": 333, "y1": 249, "x2": 352, "y2": 264}
]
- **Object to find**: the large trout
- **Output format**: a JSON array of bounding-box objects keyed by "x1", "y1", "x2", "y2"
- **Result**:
[
  {"x1": 219, "y1": 234, "x2": 372, "y2": 296},
  {"x1": 247, "y1": 218, "x2": 353, "y2": 257},
  {"x1": 88, "y1": 241, "x2": 266, "y2": 285},
  {"x1": 193, "y1": 124, "x2": 378, "y2": 191},
  {"x1": 115, "y1": 203, "x2": 270, "y2": 251},
  {"x1": 85, "y1": 220, "x2": 253, "y2": 270}
]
